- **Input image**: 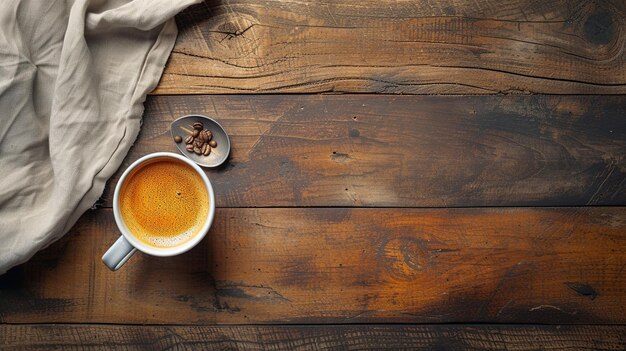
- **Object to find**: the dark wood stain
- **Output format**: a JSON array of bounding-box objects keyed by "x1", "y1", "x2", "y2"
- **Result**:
[
  {"x1": 0, "y1": 207, "x2": 623, "y2": 324},
  {"x1": 98, "y1": 95, "x2": 626, "y2": 208},
  {"x1": 584, "y1": 12, "x2": 615, "y2": 45},
  {"x1": 2, "y1": 324, "x2": 625, "y2": 350}
]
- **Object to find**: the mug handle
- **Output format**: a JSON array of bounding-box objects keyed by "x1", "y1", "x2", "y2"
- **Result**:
[{"x1": 102, "y1": 236, "x2": 137, "y2": 271}]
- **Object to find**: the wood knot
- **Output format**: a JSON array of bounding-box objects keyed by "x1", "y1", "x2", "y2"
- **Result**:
[
  {"x1": 584, "y1": 11, "x2": 615, "y2": 45},
  {"x1": 205, "y1": 14, "x2": 264, "y2": 56},
  {"x1": 565, "y1": 282, "x2": 598, "y2": 300},
  {"x1": 330, "y1": 152, "x2": 352, "y2": 163},
  {"x1": 378, "y1": 237, "x2": 427, "y2": 280},
  {"x1": 217, "y1": 21, "x2": 255, "y2": 41}
]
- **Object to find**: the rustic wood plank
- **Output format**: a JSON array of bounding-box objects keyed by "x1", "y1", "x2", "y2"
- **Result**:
[
  {"x1": 100, "y1": 95, "x2": 626, "y2": 207},
  {"x1": 153, "y1": 0, "x2": 626, "y2": 94},
  {"x1": 2, "y1": 324, "x2": 625, "y2": 350},
  {"x1": 1, "y1": 207, "x2": 624, "y2": 324}
]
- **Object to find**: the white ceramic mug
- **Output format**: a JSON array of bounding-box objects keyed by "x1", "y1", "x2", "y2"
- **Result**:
[{"x1": 102, "y1": 152, "x2": 215, "y2": 271}]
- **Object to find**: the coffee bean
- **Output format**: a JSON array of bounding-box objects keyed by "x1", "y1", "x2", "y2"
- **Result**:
[
  {"x1": 193, "y1": 146, "x2": 202, "y2": 155},
  {"x1": 209, "y1": 140, "x2": 217, "y2": 147},
  {"x1": 194, "y1": 139, "x2": 204, "y2": 148},
  {"x1": 204, "y1": 129, "x2": 213, "y2": 141},
  {"x1": 199, "y1": 130, "x2": 210, "y2": 142},
  {"x1": 185, "y1": 144, "x2": 194, "y2": 152},
  {"x1": 193, "y1": 122, "x2": 203, "y2": 130},
  {"x1": 192, "y1": 129, "x2": 200, "y2": 138},
  {"x1": 202, "y1": 144, "x2": 211, "y2": 156},
  {"x1": 185, "y1": 136, "x2": 194, "y2": 144},
  {"x1": 174, "y1": 135, "x2": 182, "y2": 143}
]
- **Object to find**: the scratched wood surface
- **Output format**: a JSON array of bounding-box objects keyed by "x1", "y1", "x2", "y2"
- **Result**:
[
  {"x1": 1, "y1": 208, "x2": 624, "y2": 324},
  {"x1": 2, "y1": 324, "x2": 625, "y2": 350},
  {"x1": 98, "y1": 95, "x2": 626, "y2": 208},
  {"x1": 152, "y1": 0, "x2": 626, "y2": 94},
  {"x1": 3, "y1": 0, "x2": 626, "y2": 349}
]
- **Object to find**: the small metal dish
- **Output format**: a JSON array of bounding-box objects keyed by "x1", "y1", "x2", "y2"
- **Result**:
[{"x1": 170, "y1": 114, "x2": 231, "y2": 168}]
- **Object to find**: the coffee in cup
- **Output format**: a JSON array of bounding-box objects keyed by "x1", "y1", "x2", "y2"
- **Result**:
[
  {"x1": 103, "y1": 152, "x2": 215, "y2": 271},
  {"x1": 119, "y1": 158, "x2": 209, "y2": 248}
]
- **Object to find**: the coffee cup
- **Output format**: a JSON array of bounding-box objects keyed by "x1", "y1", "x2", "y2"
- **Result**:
[{"x1": 102, "y1": 152, "x2": 215, "y2": 271}]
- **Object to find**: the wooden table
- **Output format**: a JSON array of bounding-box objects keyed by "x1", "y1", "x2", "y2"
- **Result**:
[{"x1": 2, "y1": 1, "x2": 625, "y2": 349}]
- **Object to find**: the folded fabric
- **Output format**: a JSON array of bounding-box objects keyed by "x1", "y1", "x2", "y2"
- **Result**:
[{"x1": 0, "y1": 0, "x2": 201, "y2": 274}]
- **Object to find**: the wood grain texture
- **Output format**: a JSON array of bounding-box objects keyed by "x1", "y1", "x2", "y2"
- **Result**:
[
  {"x1": 153, "y1": 0, "x2": 626, "y2": 94},
  {"x1": 2, "y1": 324, "x2": 625, "y2": 351},
  {"x1": 1, "y1": 207, "x2": 624, "y2": 324},
  {"x1": 100, "y1": 95, "x2": 626, "y2": 207}
]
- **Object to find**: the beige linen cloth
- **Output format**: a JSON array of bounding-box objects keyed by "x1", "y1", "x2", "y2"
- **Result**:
[{"x1": 0, "y1": 0, "x2": 201, "y2": 274}]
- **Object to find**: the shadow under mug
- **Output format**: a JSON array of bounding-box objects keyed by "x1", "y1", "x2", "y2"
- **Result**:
[{"x1": 102, "y1": 152, "x2": 216, "y2": 271}]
